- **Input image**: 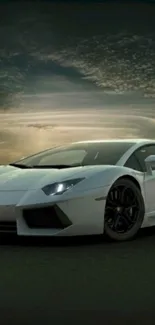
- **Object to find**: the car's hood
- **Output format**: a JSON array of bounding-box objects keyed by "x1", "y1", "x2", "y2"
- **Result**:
[{"x1": 0, "y1": 164, "x2": 113, "y2": 191}]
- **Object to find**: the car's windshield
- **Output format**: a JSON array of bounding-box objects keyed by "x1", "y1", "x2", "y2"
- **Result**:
[{"x1": 12, "y1": 142, "x2": 134, "y2": 168}]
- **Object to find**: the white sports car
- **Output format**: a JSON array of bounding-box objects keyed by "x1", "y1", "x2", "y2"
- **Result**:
[{"x1": 1, "y1": 139, "x2": 155, "y2": 241}]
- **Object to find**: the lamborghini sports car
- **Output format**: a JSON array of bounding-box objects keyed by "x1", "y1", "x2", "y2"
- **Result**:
[{"x1": 1, "y1": 139, "x2": 155, "y2": 241}]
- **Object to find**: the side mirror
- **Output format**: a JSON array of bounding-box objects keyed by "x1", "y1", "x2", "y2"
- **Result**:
[{"x1": 145, "y1": 155, "x2": 155, "y2": 175}]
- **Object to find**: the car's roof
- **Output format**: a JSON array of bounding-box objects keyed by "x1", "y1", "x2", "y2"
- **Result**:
[{"x1": 75, "y1": 139, "x2": 155, "y2": 145}]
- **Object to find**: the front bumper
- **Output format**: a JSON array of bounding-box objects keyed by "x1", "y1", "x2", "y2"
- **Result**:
[
  {"x1": 0, "y1": 206, "x2": 17, "y2": 233},
  {"x1": 0, "y1": 185, "x2": 110, "y2": 236},
  {"x1": 0, "y1": 190, "x2": 27, "y2": 233},
  {"x1": 16, "y1": 187, "x2": 109, "y2": 237}
]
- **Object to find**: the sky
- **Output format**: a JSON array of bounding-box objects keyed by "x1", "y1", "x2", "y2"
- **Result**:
[
  {"x1": 0, "y1": 1, "x2": 155, "y2": 110},
  {"x1": 0, "y1": 1, "x2": 155, "y2": 161}
]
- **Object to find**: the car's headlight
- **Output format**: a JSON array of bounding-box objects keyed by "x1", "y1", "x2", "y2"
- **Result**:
[{"x1": 42, "y1": 178, "x2": 85, "y2": 196}]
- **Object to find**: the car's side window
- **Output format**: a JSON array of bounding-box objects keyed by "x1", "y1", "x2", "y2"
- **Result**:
[
  {"x1": 124, "y1": 153, "x2": 142, "y2": 171},
  {"x1": 135, "y1": 145, "x2": 155, "y2": 172}
]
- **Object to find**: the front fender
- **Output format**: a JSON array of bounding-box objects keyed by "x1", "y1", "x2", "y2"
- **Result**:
[{"x1": 74, "y1": 166, "x2": 143, "y2": 192}]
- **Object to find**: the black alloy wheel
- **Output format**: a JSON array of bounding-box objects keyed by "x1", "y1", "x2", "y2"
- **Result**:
[{"x1": 104, "y1": 178, "x2": 145, "y2": 241}]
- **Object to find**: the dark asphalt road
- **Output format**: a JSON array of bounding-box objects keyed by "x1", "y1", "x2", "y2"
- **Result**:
[{"x1": 1, "y1": 229, "x2": 155, "y2": 325}]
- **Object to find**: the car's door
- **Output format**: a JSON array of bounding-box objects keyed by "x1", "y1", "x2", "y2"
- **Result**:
[{"x1": 125, "y1": 145, "x2": 155, "y2": 215}]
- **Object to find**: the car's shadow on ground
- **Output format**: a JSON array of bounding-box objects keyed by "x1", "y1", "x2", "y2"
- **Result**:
[{"x1": 1, "y1": 226, "x2": 155, "y2": 247}]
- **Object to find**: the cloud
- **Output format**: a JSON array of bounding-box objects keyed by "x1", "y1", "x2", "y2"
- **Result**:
[{"x1": 32, "y1": 31, "x2": 155, "y2": 97}]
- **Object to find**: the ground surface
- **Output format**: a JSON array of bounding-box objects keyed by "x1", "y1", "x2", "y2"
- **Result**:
[{"x1": 1, "y1": 229, "x2": 155, "y2": 325}]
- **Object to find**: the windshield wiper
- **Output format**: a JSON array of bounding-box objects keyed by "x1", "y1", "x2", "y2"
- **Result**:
[{"x1": 9, "y1": 163, "x2": 33, "y2": 169}]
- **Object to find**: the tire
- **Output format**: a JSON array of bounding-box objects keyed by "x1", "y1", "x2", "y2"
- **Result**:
[{"x1": 104, "y1": 178, "x2": 145, "y2": 242}]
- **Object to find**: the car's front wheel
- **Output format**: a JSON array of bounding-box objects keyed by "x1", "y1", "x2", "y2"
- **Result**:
[{"x1": 104, "y1": 178, "x2": 145, "y2": 241}]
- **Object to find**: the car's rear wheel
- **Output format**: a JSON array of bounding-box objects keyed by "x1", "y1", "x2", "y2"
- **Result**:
[{"x1": 104, "y1": 178, "x2": 145, "y2": 241}]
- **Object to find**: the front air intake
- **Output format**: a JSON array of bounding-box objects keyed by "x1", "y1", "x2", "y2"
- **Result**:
[{"x1": 23, "y1": 205, "x2": 72, "y2": 229}]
